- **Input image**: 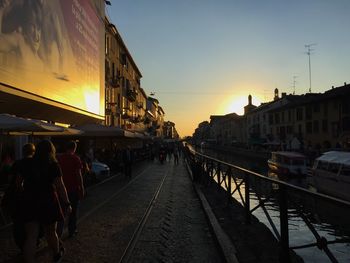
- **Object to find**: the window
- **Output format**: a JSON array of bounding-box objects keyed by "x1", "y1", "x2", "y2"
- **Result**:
[
  {"x1": 323, "y1": 102, "x2": 328, "y2": 117},
  {"x1": 292, "y1": 159, "x2": 304, "y2": 165},
  {"x1": 275, "y1": 113, "x2": 280, "y2": 124},
  {"x1": 343, "y1": 117, "x2": 350, "y2": 131},
  {"x1": 333, "y1": 101, "x2": 338, "y2": 110},
  {"x1": 112, "y1": 63, "x2": 115, "y2": 79},
  {"x1": 313, "y1": 103, "x2": 320, "y2": 113},
  {"x1": 328, "y1": 163, "x2": 340, "y2": 174},
  {"x1": 313, "y1": 120, "x2": 319, "y2": 133},
  {"x1": 288, "y1": 110, "x2": 292, "y2": 122},
  {"x1": 340, "y1": 165, "x2": 350, "y2": 176},
  {"x1": 317, "y1": 161, "x2": 329, "y2": 171},
  {"x1": 269, "y1": 114, "x2": 273, "y2": 125},
  {"x1": 281, "y1": 112, "x2": 285, "y2": 122},
  {"x1": 331, "y1": 122, "x2": 339, "y2": 138},
  {"x1": 322, "y1": 120, "x2": 328, "y2": 132},
  {"x1": 296, "y1": 108, "x2": 303, "y2": 121},
  {"x1": 306, "y1": 122, "x2": 312, "y2": 134},
  {"x1": 105, "y1": 34, "x2": 110, "y2": 55},
  {"x1": 306, "y1": 106, "x2": 312, "y2": 120},
  {"x1": 298, "y1": 124, "x2": 302, "y2": 135},
  {"x1": 342, "y1": 99, "x2": 350, "y2": 114}
]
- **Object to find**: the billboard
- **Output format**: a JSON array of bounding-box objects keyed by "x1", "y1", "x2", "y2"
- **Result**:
[{"x1": 0, "y1": 0, "x2": 105, "y2": 117}]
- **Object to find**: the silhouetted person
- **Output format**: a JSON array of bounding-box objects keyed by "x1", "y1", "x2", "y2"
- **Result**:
[
  {"x1": 173, "y1": 146, "x2": 179, "y2": 165},
  {"x1": 19, "y1": 140, "x2": 71, "y2": 263},
  {"x1": 57, "y1": 141, "x2": 84, "y2": 238},
  {"x1": 3, "y1": 143, "x2": 35, "y2": 252},
  {"x1": 122, "y1": 146, "x2": 133, "y2": 178}
]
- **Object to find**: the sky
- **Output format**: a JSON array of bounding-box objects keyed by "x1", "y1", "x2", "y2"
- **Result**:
[{"x1": 106, "y1": 0, "x2": 350, "y2": 137}]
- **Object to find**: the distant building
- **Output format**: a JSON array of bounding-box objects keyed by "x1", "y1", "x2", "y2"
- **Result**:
[
  {"x1": 195, "y1": 84, "x2": 350, "y2": 152},
  {"x1": 164, "y1": 121, "x2": 179, "y2": 139}
]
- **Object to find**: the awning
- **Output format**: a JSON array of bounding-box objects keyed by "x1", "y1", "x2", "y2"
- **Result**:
[
  {"x1": 25, "y1": 127, "x2": 83, "y2": 136},
  {"x1": 0, "y1": 113, "x2": 64, "y2": 133},
  {"x1": 74, "y1": 123, "x2": 125, "y2": 137}
]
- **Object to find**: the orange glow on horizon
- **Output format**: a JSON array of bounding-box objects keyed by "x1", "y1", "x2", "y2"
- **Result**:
[{"x1": 222, "y1": 95, "x2": 263, "y2": 115}]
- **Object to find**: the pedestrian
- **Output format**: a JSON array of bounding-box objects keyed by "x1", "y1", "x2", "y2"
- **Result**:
[
  {"x1": 173, "y1": 146, "x2": 179, "y2": 165},
  {"x1": 6, "y1": 143, "x2": 36, "y2": 253},
  {"x1": 122, "y1": 146, "x2": 133, "y2": 178},
  {"x1": 57, "y1": 141, "x2": 84, "y2": 238},
  {"x1": 19, "y1": 140, "x2": 71, "y2": 263},
  {"x1": 0, "y1": 149, "x2": 14, "y2": 184}
]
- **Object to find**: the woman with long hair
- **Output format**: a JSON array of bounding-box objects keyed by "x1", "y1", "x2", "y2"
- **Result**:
[{"x1": 21, "y1": 140, "x2": 71, "y2": 263}]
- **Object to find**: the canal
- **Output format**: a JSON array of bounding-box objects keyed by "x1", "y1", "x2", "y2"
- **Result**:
[{"x1": 200, "y1": 147, "x2": 350, "y2": 263}]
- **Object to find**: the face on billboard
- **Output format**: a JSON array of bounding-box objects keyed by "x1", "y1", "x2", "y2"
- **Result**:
[{"x1": 0, "y1": 0, "x2": 104, "y2": 117}]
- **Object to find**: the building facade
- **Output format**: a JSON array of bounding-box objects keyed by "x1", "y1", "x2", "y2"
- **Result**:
[{"x1": 193, "y1": 84, "x2": 350, "y2": 151}]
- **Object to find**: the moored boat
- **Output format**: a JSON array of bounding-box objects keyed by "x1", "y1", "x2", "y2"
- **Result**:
[
  {"x1": 311, "y1": 151, "x2": 350, "y2": 201},
  {"x1": 268, "y1": 151, "x2": 310, "y2": 176}
]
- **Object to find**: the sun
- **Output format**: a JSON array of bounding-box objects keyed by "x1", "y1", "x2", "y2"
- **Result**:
[
  {"x1": 225, "y1": 95, "x2": 262, "y2": 115},
  {"x1": 226, "y1": 96, "x2": 246, "y2": 115}
]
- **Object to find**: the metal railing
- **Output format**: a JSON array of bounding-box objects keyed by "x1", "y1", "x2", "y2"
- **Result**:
[{"x1": 185, "y1": 147, "x2": 350, "y2": 263}]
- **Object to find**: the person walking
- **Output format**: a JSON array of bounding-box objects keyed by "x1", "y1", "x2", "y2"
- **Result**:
[
  {"x1": 57, "y1": 141, "x2": 84, "y2": 238},
  {"x1": 19, "y1": 140, "x2": 71, "y2": 263},
  {"x1": 7, "y1": 143, "x2": 36, "y2": 253},
  {"x1": 173, "y1": 146, "x2": 179, "y2": 165},
  {"x1": 122, "y1": 146, "x2": 133, "y2": 178}
]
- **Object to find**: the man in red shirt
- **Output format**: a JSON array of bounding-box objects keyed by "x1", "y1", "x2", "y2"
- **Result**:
[{"x1": 57, "y1": 141, "x2": 84, "y2": 237}]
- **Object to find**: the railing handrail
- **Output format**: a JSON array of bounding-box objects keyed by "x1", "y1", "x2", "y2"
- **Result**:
[{"x1": 191, "y1": 148, "x2": 350, "y2": 207}]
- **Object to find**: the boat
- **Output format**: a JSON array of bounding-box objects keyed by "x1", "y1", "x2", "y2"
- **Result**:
[
  {"x1": 268, "y1": 151, "x2": 310, "y2": 176},
  {"x1": 311, "y1": 151, "x2": 350, "y2": 201}
]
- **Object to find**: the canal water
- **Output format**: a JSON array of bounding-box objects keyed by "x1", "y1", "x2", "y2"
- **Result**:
[{"x1": 200, "y1": 147, "x2": 350, "y2": 263}]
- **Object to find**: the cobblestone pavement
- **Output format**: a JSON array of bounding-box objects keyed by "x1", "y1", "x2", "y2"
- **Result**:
[
  {"x1": 128, "y1": 159, "x2": 223, "y2": 263},
  {"x1": 1, "y1": 159, "x2": 222, "y2": 262}
]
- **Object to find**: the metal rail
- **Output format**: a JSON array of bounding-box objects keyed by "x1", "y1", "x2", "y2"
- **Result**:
[
  {"x1": 119, "y1": 169, "x2": 169, "y2": 263},
  {"x1": 185, "y1": 147, "x2": 350, "y2": 263}
]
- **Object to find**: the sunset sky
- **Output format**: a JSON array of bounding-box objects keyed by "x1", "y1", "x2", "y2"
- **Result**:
[{"x1": 107, "y1": 1, "x2": 350, "y2": 137}]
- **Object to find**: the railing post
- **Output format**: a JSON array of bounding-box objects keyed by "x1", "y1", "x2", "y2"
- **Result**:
[
  {"x1": 279, "y1": 185, "x2": 290, "y2": 263},
  {"x1": 217, "y1": 163, "x2": 221, "y2": 189},
  {"x1": 227, "y1": 168, "x2": 232, "y2": 206},
  {"x1": 245, "y1": 172, "x2": 251, "y2": 224}
]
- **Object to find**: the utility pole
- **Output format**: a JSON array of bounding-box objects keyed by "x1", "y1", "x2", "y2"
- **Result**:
[{"x1": 305, "y1": 44, "x2": 316, "y2": 93}]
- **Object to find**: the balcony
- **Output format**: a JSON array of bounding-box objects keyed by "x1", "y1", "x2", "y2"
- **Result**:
[
  {"x1": 130, "y1": 115, "x2": 144, "y2": 123},
  {"x1": 110, "y1": 78, "x2": 119, "y2": 87},
  {"x1": 126, "y1": 88, "x2": 137, "y2": 102},
  {"x1": 121, "y1": 113, "x2": 131, "y2": 119}
]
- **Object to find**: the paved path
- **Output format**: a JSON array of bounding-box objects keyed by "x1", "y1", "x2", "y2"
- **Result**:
[{"x1": 128, "y1": 159, "x2": 222, "y2": 262}]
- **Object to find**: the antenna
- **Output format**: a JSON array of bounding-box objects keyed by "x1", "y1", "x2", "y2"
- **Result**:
[
  {"x1": 305, "y1": 43, "x2": 316, "y2": 93},
  {"x1": 292, "y1": 76, "x2": 297, "y2": 95}
]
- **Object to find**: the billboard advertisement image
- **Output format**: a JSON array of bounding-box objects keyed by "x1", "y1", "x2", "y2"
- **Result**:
[{"x1": 0, "y1": 0, "x2": 105, "y2": 117}]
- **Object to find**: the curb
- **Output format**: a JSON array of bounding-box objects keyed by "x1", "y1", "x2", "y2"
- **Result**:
[{"x1": 184, "y1": 160, "x2": 239, "y2": 263}]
